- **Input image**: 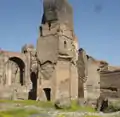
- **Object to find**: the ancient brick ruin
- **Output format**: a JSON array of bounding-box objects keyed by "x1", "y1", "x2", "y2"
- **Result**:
[
  {"x1": 77, "y1": 48, "x2": 120, "y2": 101},
  {"x1": 0, "y1": 0, "x2": 120, "y2": 102}
]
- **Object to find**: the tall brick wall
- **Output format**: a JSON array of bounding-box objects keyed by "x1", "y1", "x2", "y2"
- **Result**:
[
  {"x1": 100, "y1": 71, "x2": 120, "y2": 98},
  {"x1": 86, "y1": 57, "x2": 100, "y2": 100}
]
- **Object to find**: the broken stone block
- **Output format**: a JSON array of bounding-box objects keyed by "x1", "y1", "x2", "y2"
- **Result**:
[
  {"x1": 95, "y1": 95, "x2": 108, "y2": 112},
  {"x1": 11, "y1": 89, "x2": 17, "y2": 100},
  {"x1": 77, "y1": 98, "x2": 88, "y2": 107},
  {"x1": 54, "y1": 98, "x2": 71, "y2": 109}
]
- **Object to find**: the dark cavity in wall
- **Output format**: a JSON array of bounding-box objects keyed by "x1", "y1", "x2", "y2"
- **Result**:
[
  {"x1": 28, "y1": 72, "x2": 38, "y2": 100},
  {"x1": 43, "y1": 88, "x2": 51, "y2": 101},
  {"x1": 101, "y1": 87, "x2": 118, "y2": 92},
  {"x1": 78, "y1": 79, "x2": 84, "y2": 98}
]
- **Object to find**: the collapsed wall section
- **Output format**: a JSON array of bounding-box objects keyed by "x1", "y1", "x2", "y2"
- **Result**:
[
  {"x1": 100, "y1": 71, "x2": 120, "y2": 99},
  {"x1": 77, "y1": 49, "x2": 100, "y2": 100}
]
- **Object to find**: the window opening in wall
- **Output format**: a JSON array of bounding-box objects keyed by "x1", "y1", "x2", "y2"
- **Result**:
[
  {"x1": 64, "y1": 41, "x2": 67, "y2": 48},
  {"x1": 24, "y1": 50, "x2": 27, "y2": 54}
]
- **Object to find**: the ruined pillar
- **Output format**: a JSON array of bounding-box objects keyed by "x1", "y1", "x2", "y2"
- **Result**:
[
  {"x1": 6, "y1": 61, "x2": 12, "y2": 86},
  {"x1": 37, "y1": 0, "x2": 78, "y2": 101}
]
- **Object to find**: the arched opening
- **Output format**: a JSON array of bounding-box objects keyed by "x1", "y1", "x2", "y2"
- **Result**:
[
  {"x1": 28, "y1": 72, "x2": 38, "y2": 100},
  {"x1": 9, "y1": 57, "x2": 25, "y2": 85},
  {"x1": 43, "y1": 88, "x2": 51, "y2": 101}
]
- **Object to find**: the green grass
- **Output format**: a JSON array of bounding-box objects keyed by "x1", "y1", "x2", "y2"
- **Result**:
[
  {"x1": 0, "y1": 100, "x2": 53, "y2": 108},
  {"x1": 56, "y1": 114, "x2": 102, "y2": 117},
  {"x1": 0, "y1": 109, "x2": 39, "y2": 117},
  {"x1": 62, "y1": 100, "x2": 96, "y2": 112},
  {"x1": 0, "y1": 99, "x2": 96, "y2": 117},
  {"x1": 83, "y1": 115, "x2": 101, "y2": 117},
  {"x1": 0, "y1": 100, "x2": 95, "y2": 112}
]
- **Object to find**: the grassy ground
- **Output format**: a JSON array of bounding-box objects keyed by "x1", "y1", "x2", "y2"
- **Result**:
[
  {"x1": 56, "y1": 114, "x2": 101, "y2": 117},
  {"x1": 0, "y1": 100, "x2": 95, "y2": 112},
  {"x1": 1, "y1": 100, "x2": 120, "y2": 117},
  {"x1": 0, "y1": 100, "x2": 53, "y2": 108},
  {"x1": 63, "y1": 100, "x2": 95, "y2": 112},
  {"x1": 0, "y1": 100, "x2": 53, "y2": 117},
  {"x1": 0, "y1": 100, "x2": 97, "y2": 117},
  {"x1": 0, "y1": 109, "x2": 39, "y2": 117}
]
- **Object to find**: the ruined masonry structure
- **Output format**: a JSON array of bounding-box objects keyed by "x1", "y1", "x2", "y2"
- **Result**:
[
  {"x1": 0, "y1": 0, "x2": 120, "y2": 101},
  {"x1": 77, "y1": 49, "x2": 100, "y2": 101},
  {"x1": 0, "y1": 0, "x2": 78, "y2": 101},
  {"x1": 37, "y1": 0, "x2": 78, "y2": 101},
  {"x1": 77, "y1": 48, "x2": 120, "y2": 101}
]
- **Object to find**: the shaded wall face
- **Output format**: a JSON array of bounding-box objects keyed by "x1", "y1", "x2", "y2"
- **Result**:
[
  {"x1": 6, "y1": 60, "x2": 20, "y2": 85},
  {"x1": 43, "y1": 0, "x2": 73, "y2": 27},
  {"x1": 100, "y1": 71, "x2": 120, "y2": 98},
  {"x1": 37, "y1": 35, "x2": 58, "y2": 64},
  {"x1": 77, "y1": 50, "x2": 87, "y2": 79},
  {"x1": 86, "y1": 59, "x2": 100, "y2": 100},
  {"x1": 38, "y1": 61, "x2": 56, "y2": 101},
  {"x1": 77, "y1": 50, "x2": 88, "y2": 98},
  {"x1": 77, "y1": 50, "x2": 100, "y2": 100},
  {"x1": 77, "y1": 50, "x2": 101, "y2": 100},
  {"x1": 37, "y1": 60, "x2": 78, "y2": 101},
  {"x1": 55, "y1": 60, "x2": 70, "y2": 99},
  {"x1": 70, "y1": 63, "x2": 78, "y2": 100},
  {"x1": 37, "y1": 23, "x2": 59, "y2": 64}
]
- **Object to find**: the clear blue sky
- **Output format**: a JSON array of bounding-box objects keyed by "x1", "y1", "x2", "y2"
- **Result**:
[{"x1": 0, "y1": 0, "x2": 120, "y2": 66}]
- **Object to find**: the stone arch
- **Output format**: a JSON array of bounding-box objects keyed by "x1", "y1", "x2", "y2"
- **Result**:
[{"x1": 9, "y1": 57, "x2": 25, "y2": 85}]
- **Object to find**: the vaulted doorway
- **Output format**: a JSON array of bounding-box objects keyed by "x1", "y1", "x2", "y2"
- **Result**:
[{"x1": 7, "y1": 57, "x2": 25, "y2": 86}]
